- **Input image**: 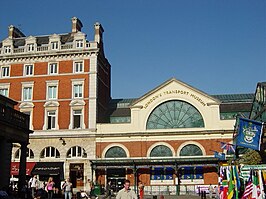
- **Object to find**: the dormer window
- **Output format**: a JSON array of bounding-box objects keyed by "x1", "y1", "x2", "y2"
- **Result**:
[
  {"x1": 27, "y1": 43, "x2": 34, "y2": 52},
  {"x1": 76, "y1": 40, "x2": 83, "y2": 48},
  {"x1": 4, "y1": 46, "x2": 11, "y2": 54},
  {"x1": 51, "y1": 42, "x2": 58, "y2": 50}
]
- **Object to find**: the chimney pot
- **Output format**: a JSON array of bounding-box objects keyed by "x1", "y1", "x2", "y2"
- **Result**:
[{"x1": 71, "y1": 17, "x2": 83, "y2": 33}]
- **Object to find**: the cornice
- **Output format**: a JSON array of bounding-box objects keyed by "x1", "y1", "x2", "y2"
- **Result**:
[{"x1": 0, "y1": 50, "x2": 99, "y2": 64}]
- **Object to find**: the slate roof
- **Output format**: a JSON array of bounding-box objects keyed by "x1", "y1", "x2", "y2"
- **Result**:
[{"x1": 1, "y1": 33, "x2": 75, "y2": 48}]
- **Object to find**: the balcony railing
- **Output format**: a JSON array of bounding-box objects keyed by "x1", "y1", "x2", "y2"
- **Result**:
[
  {"x1": 0, "y1": 41, "x2": 98, "y2": 56},
  {"x1": 0, "y1": 103, "x2": 30, "y2": 130}
]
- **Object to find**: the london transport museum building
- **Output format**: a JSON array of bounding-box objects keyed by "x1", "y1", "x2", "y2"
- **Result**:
[{"x1": 0, "y1": 17, "x2": 265, "y2": 195}]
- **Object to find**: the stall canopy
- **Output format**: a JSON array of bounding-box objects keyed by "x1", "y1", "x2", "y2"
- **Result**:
[
  {"x1": 10, "y1": 162, "x2": 36, "y2": 176},
  {"x1": 31, "y1": 162, "x2": 64, "y2": 179}
]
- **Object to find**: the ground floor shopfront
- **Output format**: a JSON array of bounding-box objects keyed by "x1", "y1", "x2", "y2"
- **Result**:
[{"x1": 90, "y1": 157, "x2": 220, "y2": 195}]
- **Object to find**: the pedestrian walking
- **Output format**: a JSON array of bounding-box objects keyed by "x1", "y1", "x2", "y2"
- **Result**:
[
  {"x1": 138, "y1": 181, "x2": 144, "y2": 199},
  {"x1": 29, "y1": 175, "x2": 38, "y2": 198},
  {"x1": 45, "y1": 177, "x2": 55, "y2": 199},
  {"x1": 104, "y1": 181, "x2": 112, "y2": 199},
  {"x1": 62, "y1": 178, "x2": 72, "y2": 199},
  {"x1": 208, "y1": 184, "x2": 214, "y2": 199},
  {"x1": 116, "y1": 180, "x2": 137, "y2": 199}
]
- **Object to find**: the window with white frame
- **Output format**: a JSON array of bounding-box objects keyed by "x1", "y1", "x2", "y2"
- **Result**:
[
  {"x1": 24, "y1": 64, "x2": 33, "y2": 76},
  {"x1": 74, "y1": 61, "x2": 84, "y2": 73},
  {"x1": 27, "y1": 43, "x2": 34, "y2": 52},
  {"x1": 23, "y1": 87, "x2": 33, "y2": 101},
  {"x1": 47, "y1": 111, "x2": 56, "y2": 130},
  {"x1": 40, "y1": 146, "x2": 60, "y2": 158},
  {"x1": 73, "y1": 84, "x2": 83, "y2": 98},
  {"x1": 4, "y1": 46, "x2": 11, "y2": 54},
  {"x1": 1, "y1": 66, "x2": 10, "y2": 78},
  {"x1": 76, "y1": 40, "x2": 83, "y2": 48},
  {"x1": 48, "y1": 85, "x2": 57, "y2": 99},
  {"x1": 14, "y1": 148, "x2": 34, "y2": 159},
  {"x1": 0, "y1": 88, "x2": 8, "y2": 97},
  {"x1": 67, "y1": 146, "x2": 86, "y2": 158},
  {"x1": 73, "y1": 109, "x2": 82, "y2": 129},
  {"x1": 22, "y1": 111, "x2": 32, "y2": 130},
  {"x1": 48, "y1": 63, "x2": 58, "y2": 74},
  {"x1": 51, "y1": 42, "x2": 58, "y2": 50}
]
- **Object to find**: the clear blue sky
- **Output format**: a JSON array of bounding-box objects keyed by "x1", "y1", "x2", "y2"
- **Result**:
[{"x1": 1, "y1": 0, "x2": 265, "y2": 99}]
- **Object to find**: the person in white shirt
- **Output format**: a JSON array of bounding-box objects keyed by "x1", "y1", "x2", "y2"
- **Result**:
[
  {"x1": 116, "y1": 180, "x2": 137, "y2": 199},
  {"x1": 62, "y1": 178, "x2": 72, "y2": 199},
  {"x1": 29, "y1": 175, "x2": 38, "y2": 198}
]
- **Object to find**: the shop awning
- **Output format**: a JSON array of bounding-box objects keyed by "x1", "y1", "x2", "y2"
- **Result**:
[
  {"x1": 10, "y1": 162, "x2": 36, "y2": 176},
  {"x1": 31, "y1": 162, "x2": 64, "y2": 179},
  {"x1": 90, "y1": 157, "x2": 221, "y2": 169}
]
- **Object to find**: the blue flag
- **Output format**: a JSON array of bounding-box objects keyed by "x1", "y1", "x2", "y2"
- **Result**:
[
  {"x1": 235, "y1": 118, "x2": 263, "y2": 150},
  {"x1": 214, "y1": 151, "x2": 225, "y2": 160}
]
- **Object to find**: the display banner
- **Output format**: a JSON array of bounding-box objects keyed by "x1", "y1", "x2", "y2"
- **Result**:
[{"x1": 235, "y1": 118, "x2": 263, "y2": 150}]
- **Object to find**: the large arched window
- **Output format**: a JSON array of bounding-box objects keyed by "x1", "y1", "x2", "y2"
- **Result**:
[
  {"x1": 150, "y1": 145, "x2": 173, "y2": 157},
  {"x1": 14, "y1": 148, "x2": 34, "y2": 159},
  {"x1": 105, "y1": 146, "x2": 127, "y2": 158},
  {"x1": 40, "y1": 146, "x2": 60, "y2": 158},
  {"x1": 67, "y1": 146, "x2": 87, "y2": 158},
  {"x1": 146, "y1": 100, "x2": 204, "y2": 129},
  {"x1": 179, "y1": 144, "x2": 203, "y2": 156}
]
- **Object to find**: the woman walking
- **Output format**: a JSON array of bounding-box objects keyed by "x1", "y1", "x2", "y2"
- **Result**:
[
  {"x1": 62, "y1": 178, "x2": 72, "y2": 199},
  {"x1": 45, "y1": 177, "x2": 55, "y2": 199}
]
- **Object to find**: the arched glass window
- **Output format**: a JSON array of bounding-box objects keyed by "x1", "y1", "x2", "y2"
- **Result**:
[
  {"x1": 180, "y1": 144, "x2": 203, "y2": 156},
  {"x1": 150, "y1": 145, "x2": 173, "y2": 157},
  {"x1": 67, "y1": 146, "x2": 87, "y2": 158},
  {"x1": 14, "y1": 148, "x2": 34, "y2": 159},
  {"x1": 40, "y1": 146, "x2": 60, "y2": 158},
  {"x1": 105, "y1": 146, "x2": 127, "y2": 158},
  {"x1": 146, "y1": 100, "x2": 204, "y2": 129}
]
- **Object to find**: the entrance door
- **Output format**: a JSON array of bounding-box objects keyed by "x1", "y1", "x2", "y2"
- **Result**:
[
  {"x1": 107, "y1": 169, "x2": 126, "y2": 193},
  {"x1": 70, "y1": 163, "x2": 84, "y2": 188}
]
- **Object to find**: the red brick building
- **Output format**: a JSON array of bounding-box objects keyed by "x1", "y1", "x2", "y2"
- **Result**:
[{"x1": 0, "y1": 17, "x2": 110, "y2": 190}]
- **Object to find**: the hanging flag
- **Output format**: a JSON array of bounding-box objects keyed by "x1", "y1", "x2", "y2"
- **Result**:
[
  {"x1": 233, "y1": 165, "x2": 240, "y2": 199},
  {"x1": 258, "y1": 170, "x2": 265, "y2": 199},
  {"x1": 251, "y1": 170, "x2": 259, "y2": 199},
  {"x1": 241, "y1": 177, "x2": 253, "y2": 199},
  {"x1": 235, "y1": 118, "x2": 264, "y2": 151},
  {"x1": 220, "y1": 142, "x2": 236, "y2": 153},
  {"x1": 214, "y1": 151, "x2": 226, "y2": 160},
  {"x1": 228, "y1": 167, "x2": 234, "y2": 199}
]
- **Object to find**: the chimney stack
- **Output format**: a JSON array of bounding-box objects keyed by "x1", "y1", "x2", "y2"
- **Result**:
[
  {"x1": 94, "y1": 22, "x2": 104, "y2": 43},
  {"x1": 8, "y1": 25, "x2": 25, "y2": 39},
  {"x1": 71, "y1": 17, "x2": 83, "y2": 33}
]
